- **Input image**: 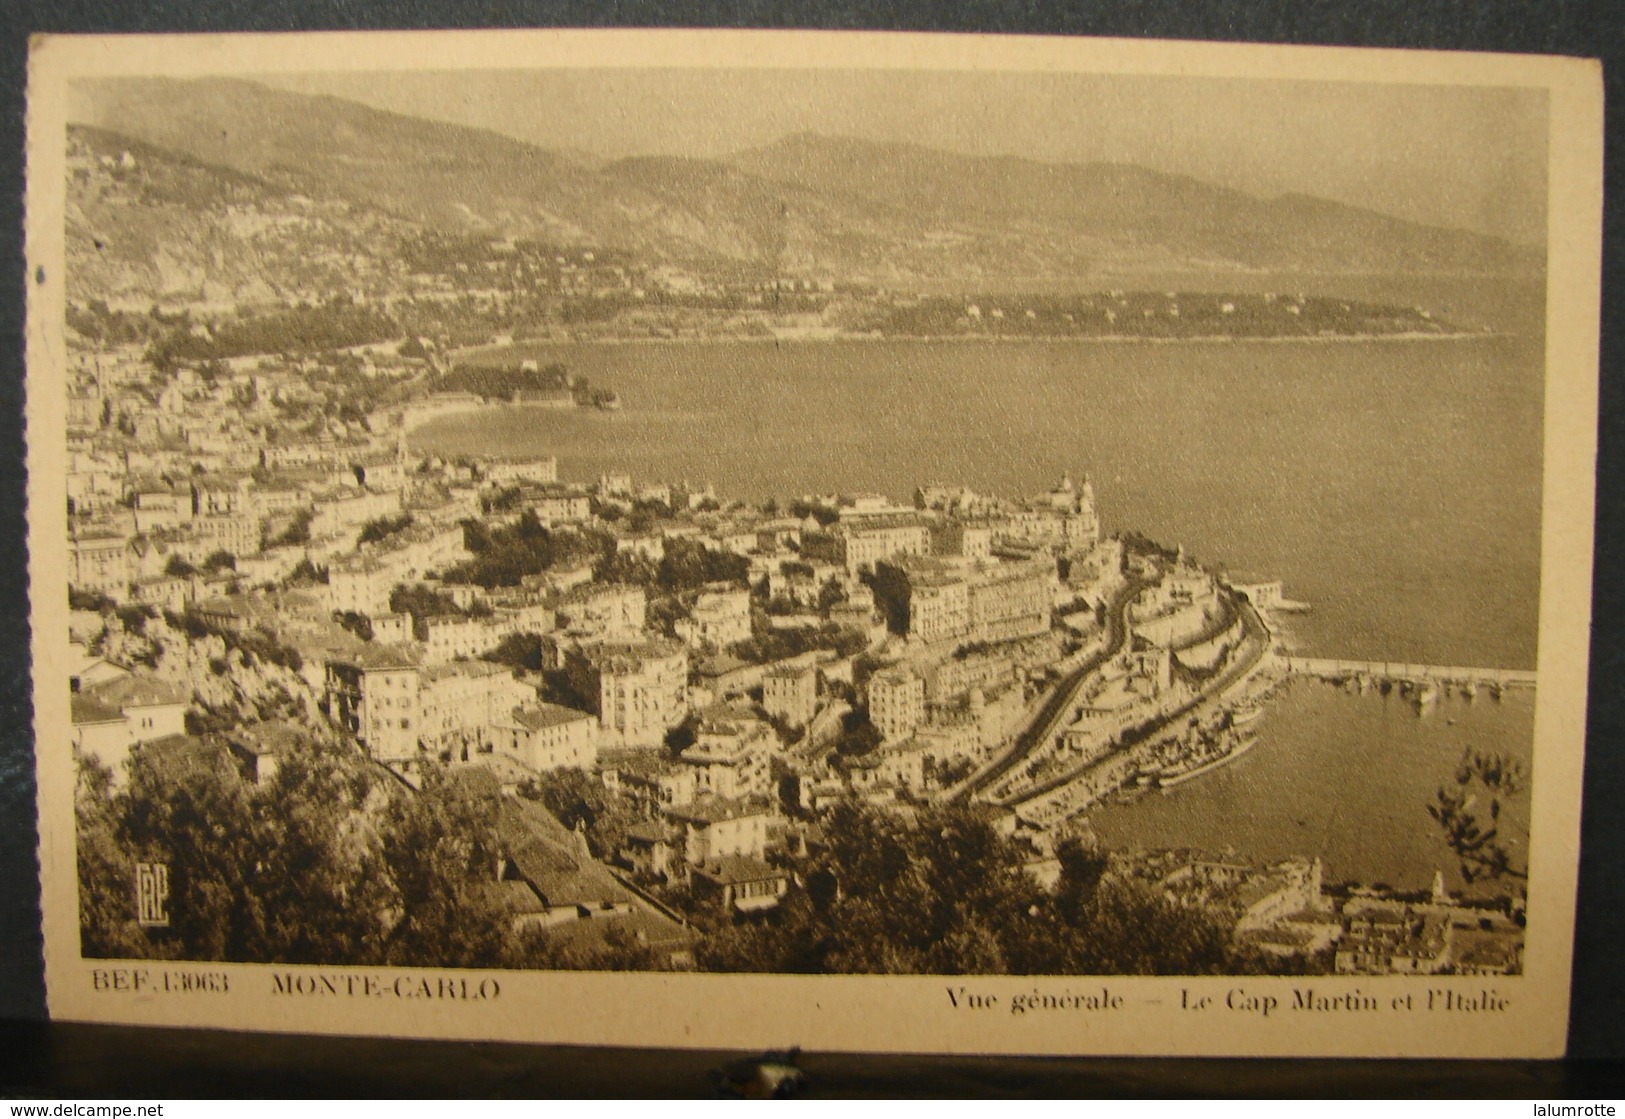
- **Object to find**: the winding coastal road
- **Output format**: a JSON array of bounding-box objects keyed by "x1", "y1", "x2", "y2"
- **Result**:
[
  {"x1": 947, "y1": 575, "x2": 1150, "y2": 803},
  {"x1": 994, "y1": 594, "x2": 1272, "y2": 817}
]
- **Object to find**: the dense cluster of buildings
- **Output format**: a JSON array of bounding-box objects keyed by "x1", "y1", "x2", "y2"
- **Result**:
[
  {"x1": 61, "y1": 128, "x2": 1527, "y2": 972},
  {"x1": 66, "y1": 323, "x2": 1161, "y2": 924},
  {"x1": 1120, "y1": 852, "x2": 1525, "y2": 976},
  {"x1": 61, "y1": 319, "x2": 1522, "y2": 969}
]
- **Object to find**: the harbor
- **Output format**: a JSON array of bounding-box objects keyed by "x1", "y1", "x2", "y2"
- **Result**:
[{"x1": 1085, "y1": 680, "x2": 1536, "y2": 895}]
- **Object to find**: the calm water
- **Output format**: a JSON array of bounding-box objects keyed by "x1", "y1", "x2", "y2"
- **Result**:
[
  {"x1": 1087, "y1": 682, "x2": 1535, "y2": 892},
  {"x1": 417, "y1": 331, "x2": 1542, "y2": 670}
]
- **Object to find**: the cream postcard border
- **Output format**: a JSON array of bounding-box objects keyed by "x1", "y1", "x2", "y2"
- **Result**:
[{"x1": 25, "y1": 28, "x2": 1604, "y2": 1058}]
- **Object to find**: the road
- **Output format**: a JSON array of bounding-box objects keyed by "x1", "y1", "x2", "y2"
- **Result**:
[
  {"x1": 947, "y1": 575, "x2": 1149, "y2": 803},
  {"x1": 995, "y1": 594, "x2": 1272, "y2": 817}
]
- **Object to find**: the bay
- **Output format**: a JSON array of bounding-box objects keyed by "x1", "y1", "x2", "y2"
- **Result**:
[{"x1": 412, "y1": 330, "x2": 1543, "y2": 670}]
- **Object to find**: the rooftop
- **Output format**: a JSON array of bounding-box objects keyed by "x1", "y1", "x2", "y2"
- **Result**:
[
  {"x1": 667, "y1": 794, "x2": 774, "y2": 826},
  {"x1": 332, "y1": 644, "x2": 420, "y2": 673},
  {"x1": 84, "y1": 674, "x2": 189, "y2": 710},
  {"x1": 226, "y1": 719, "x2": 305, "y2": 756},
  {"x1": 498, "y1": 797, "x2": 632, "y2": 909},
  {"x1": 70, "y1": 694, "x2": 125, "y2": 726},
  {"x1": 507, "y1": 702, "x2": 595, "y2": 732},
  {"x1": 695, "y1": 854, "x2": 784, "y2": 886},
  {"x1": 421, "y1": 660, "x2": 511, "y2": 683}
]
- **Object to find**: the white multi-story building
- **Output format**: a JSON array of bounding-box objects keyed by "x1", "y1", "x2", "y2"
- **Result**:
[
  {"x1": 676, "y1": 586, "x2": 752, "y2": 649},
  {"x1": 326, "y1": 556, "x2": 395, "y2": 616},
  {"x1": 309, "y1": 487, "x2": 404, "y2": 540},
  {"x1": 567, "y1": 639, "x2": 689, "y2": 749},
  {"x1": 188, "y1": 512, "x2": 263, "y2": 562},
  {"x1": 931, "y1": 520, "x2": 994, "y2": 560},
  {"x1": 370, "y1": 612, "x2": 413, "y2": 644},
  {"x1": 679, "y1": 703, "x2": 777, "y2": 800},
  {"x1": 763, "y1": 663, "x2": 818, "y2": 727},
  {"x1": 370, "y1": 523, "x2": 469, "y2": 580},
  {"x1": 533, "y1": 487, "x2": 592, "y2": 525},
  {"x1": 1002, "y1": 473, "x2": 1100, "y2": 552},
  {"x1": 869, "y1": 668, "x2": 925, "y2": 743},
  {"x1": 491, "y1": 702, "x2": 598, "y2": 772},
  {"x1": 875, "y1": 556, "x2": 1053, "y2": 647},
  {"x1": 803, "y1": 517, "x2": 932, "y2": 576},
  {"x1": 418, "y1": 615, "x2": 506, "y2": 664},
  {"x1": 482, "y1": 456, "x2": 558, "y2": 487},
  {"x1": 555, "y1": 583, "x2": 646, "y2": 640},
  {"x1": 418, "y1": 661, "x2": 531, "y2": 756},
  {"x1": 70, "y1": 532, "x2": 130, "y2": 597},
  {"x1": 666, "y1": 795, "x2": 776, "y2": 867},
  {"x1": 325, "y1": 645, "x2": 421, "y2": 763},
  {"x1": 71, "y1": 674, "x2": 192, "y2": 785}
]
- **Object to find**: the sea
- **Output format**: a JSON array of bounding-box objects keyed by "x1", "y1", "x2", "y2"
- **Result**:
[{"x1": 413, "y1": 274, "x2": 1545, "y2": 889}]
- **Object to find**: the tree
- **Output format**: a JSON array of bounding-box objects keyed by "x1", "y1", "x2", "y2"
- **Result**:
[
  {"x1": 334, "y1": 611, "x2": 374, "y2": 642},
  {"x1": 1428, "y1": 748, "x2": 1528, "y2": 883},
  {"x1": 164, "y1": 555, "x2": 197, "y2": 578},
  {"x1": 115, "y1": 740, "x2": 267, "y2": 961},
  {"x1": 483, "y1": 632, "x2": 546, "y2": 672},
  {"x1": 517, "y1": 769, "x2": 639, "y2": 862},
  {"x1": 657, "y1": 537, "x2": 749, "y2": 592},
  {"x1": 389, "y1": 583, "x2": 462, "y2": 621},
  {"x1": 831, "y1": 713, "x2": 882, "y2": 757},
  {"x1": 246, "y1": 740, "x2": 399, "y2": 964},
  {"x1": 593, "y1": 548, "x2": 658, "y2": 588},
  {"x1": 374, "y1": 764, "x2": 517, "y2": 969},
  {"x1": 201, "y1": 550, "x2": 236, "y2": 573},
  {"x1": 727, "y1": 621, "x2": 866, "y2": 667},
  {"x1": 286, "y1": 558, "x2": 328, "y2": 586},
  {"x1": 76, "y1": 756, "x2": 153, "y2": 959},
  {"x1": 270, "y1": 508, "x2": 315, "y2": 548},
  {"x1": 443, "y1": 514, "x2": 599, "y2": 588},
  {"x1": 115, "y1": 603, "x2": 157, "y2": 636},
  {"x1": 816, "y1": 577, "x2": 848, "y2": 613},
  {"x1": 77, "y1": 739, "x2": 519, "y2": 969},
  {"x1": 357, "y1": 513, "x2": 413, "y2": 547},
  {"x1": 692, "y1": 802, "x2": 1243, "y2": 977},
  {"x1": 69, "y1": 588, "x2": 114, "y2": 613}
]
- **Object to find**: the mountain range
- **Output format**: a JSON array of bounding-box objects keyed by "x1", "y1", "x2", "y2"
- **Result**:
[{"x1": 68, "y1": 76, "x2": 1541, "y2": 298}]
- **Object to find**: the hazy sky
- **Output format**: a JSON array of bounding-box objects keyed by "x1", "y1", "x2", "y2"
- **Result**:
[{"x1": 262, "y1": 69, "x2": 1547, "y2": 244}]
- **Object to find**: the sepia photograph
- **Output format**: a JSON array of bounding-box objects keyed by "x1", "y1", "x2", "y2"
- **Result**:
[{"x1": 25, "y1": 30, "x2": 1602, "y2": 1057}]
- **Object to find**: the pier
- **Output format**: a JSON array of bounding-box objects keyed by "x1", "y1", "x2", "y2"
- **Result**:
[{"x1": 1283, "y1": 657, "x2": 1535, "y2": 689}]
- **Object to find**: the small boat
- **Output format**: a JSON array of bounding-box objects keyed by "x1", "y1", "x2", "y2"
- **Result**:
[{"x1": 1230, "y1": 703, "x2": 1264, "y2": 727}]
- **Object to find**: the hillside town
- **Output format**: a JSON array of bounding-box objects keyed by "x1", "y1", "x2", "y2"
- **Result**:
[
  {"x1": 68, "y1": 125, "x2": 1466, "y2": 354},
  {"x1": 64, "y1": 322, "x2": 1526, "y2": 975},
  {"x1": 57, "y1": 109, "x2": 1533, "y2": 979}
]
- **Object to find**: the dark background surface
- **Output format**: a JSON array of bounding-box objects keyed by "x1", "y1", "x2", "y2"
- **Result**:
[{"x1": 0, "y1": 0, "x2": 1620, "y2": 1097}]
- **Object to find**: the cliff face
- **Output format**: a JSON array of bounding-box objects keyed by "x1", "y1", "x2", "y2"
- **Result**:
[
  {"x1": 67, "y1": 124, "x2": 424, "y2": 308},
  {"x1": 98, "y1": 612, "x2": 331, "y2": 737}
]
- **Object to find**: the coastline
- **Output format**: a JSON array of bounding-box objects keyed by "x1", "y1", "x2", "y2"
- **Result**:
[
  {"x1": 1157, "y1": 731, "x2": 1261, "y2": 790},
  {"x1": 399, "y1": 399, "x2": 591, "y2": 436},
  {"x1": 449, "y1": 328, "x2": 1496, "y2": 362}
]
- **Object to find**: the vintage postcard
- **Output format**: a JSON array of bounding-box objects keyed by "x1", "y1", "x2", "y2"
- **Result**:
[{"x1": 25, "y1": 29, "x2": 1602, "y2": 1057}]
